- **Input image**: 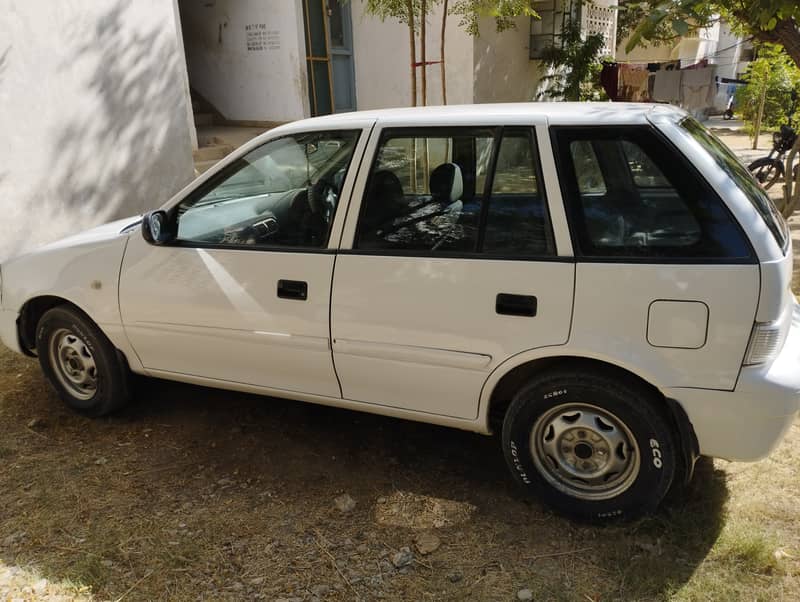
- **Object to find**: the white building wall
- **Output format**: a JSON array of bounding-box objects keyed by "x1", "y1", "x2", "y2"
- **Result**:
[
  {"x1": 178, "y1": 0, "x2": 308, "y2": 122},
  {"x1": 473, "y1": 16, "x2": 540, "y2": 103},
  {"x1": 0, "y1": 0, "x2": 195, "y2": 261},
  {"x1": 350, "y1": 4, "x2": 474, "y2": 109}
]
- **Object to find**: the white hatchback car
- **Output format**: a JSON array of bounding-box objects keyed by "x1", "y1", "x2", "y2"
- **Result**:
[{"x1": 1, "y1": 103, "x2": 798, "y2": 520}]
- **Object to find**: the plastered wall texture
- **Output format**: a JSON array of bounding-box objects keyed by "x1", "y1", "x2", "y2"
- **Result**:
[{"x1": 0, "y1": 0, "x2": 195, "y2": 261}]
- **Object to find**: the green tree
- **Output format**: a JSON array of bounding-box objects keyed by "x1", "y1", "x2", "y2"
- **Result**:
[
  {"x1": 538, "y1": 18, "x2": 608, "y2": 101},
  {"x1": 624, "y1": 1, "x2": 800, "y2": 214},
  {"x1": 735, "y1": 44, "x2": 800, "y2": 141},
  {"x1": 624, "y1": 1, "x2": 800, "y2": 67}
]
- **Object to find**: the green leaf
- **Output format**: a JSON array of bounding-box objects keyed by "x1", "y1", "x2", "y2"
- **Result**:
[{"x1": 672, "y1": 19, "x2": 689, "y2": 36}]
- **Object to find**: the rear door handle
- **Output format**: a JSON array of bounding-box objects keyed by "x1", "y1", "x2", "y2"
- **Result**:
[
  {"x1": 277, "y1": 279, "x2": 308, "y2": 301},
  {"x1": 496, "y1": 293, "x2": 537, "y2": 317}
]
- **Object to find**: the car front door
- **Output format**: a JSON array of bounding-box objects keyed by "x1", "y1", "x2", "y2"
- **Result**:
[
  {"x1": 119, "y1": 126, "x2": 368, "y2": 398},
  {"x1": 330, "y1": 123, "x2": 575, "y2": 420}
]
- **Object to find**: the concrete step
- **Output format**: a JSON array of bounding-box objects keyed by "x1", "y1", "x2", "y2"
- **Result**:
[
  {"x1": 193, "y1": 112, "x2": 215, "y2": 126},
  {"x1": 193, "y1": 143, "x2": 235, "y2": 162},
  {"x1": 194, "y1": 159, "x2": 220, "y2": 175},
  {"x1": 196, "y1": 125, "x2": 267, "y2": 150}
]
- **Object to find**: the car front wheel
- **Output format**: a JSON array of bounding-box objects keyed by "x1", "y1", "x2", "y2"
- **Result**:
[
  {"x1": 501, "y1": 367, "x2": 676, "y2": 521},
  {"x1": 36, "y1": 306, "x2": 131, "y2": 417}
]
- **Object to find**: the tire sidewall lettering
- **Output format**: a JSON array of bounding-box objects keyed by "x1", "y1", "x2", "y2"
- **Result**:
[{"x1": 503, "y1": 379, "x2": 676, "y2": 521}]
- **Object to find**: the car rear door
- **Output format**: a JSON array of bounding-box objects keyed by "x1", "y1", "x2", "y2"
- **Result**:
[
  {"x1": 330, "y1": 119, "x2": 575, "y2": 420},
  {"x1": 550, "y1": 125, "x2": 760, "y2": 389}
]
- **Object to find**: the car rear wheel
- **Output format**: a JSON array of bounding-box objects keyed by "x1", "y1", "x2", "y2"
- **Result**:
[
  {"x1": 501, "y1": 367, "x2": 676, "y2": 521},
  {"x1": 36, "y1": 306, "x2": 131, "y2": 417}
]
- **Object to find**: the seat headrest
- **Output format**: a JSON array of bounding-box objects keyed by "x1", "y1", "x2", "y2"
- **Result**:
[
  {"x1": 370, "y1": 170, "x2": 404, "y2": 202},
  {"x1": 429, "y1": 163, "x2": 463, "y2": 203}
]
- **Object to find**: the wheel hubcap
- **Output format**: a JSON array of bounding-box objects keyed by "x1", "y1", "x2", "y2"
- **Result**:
[
  {"x1": 49, "y1": 328, "x2": 97, "y2": 401},
  {"x1": 530, "y1": 403, "x2": 640, "y2": 501}
]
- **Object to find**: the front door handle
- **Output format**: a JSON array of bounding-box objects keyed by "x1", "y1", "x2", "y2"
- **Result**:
[
  {"x1": 277, "y1": 279, "x2": 308, "y2": 301},
  {"x1": 496, "y1": 293, "x2": 537, "y2": 317}
]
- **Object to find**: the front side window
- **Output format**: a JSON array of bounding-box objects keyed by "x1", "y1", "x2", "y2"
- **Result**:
[
  {"x1": 176, "y1": 130, "x2": 360, "y2": 249},
  {"x1": 553, "y1": 126, "x2": 753, "y2": 260},
  {"x1": 356, "y1": 127, "x2": 554, "y2": 257}
]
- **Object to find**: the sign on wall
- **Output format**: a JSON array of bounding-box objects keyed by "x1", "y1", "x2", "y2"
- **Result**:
[{"x1": 246, "y1": 23, "x2": 280, "y2": 52}]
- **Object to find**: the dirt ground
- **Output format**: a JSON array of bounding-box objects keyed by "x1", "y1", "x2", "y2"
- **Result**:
[{"x1": 2, "y1": 128, "x2": 800, "y2": 602}]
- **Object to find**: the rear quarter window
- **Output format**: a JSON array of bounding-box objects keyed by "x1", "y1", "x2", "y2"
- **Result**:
[{"x1": 552, "y1": 126, "x2": 755, "y2": 262}]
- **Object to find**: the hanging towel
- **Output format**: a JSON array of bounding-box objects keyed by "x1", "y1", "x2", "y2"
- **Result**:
[
  {"x1": 600, "y1": 63, "x2": 619, "y2": 101},
  {"x1": 653, "y1": 69, "x2": 682, "y2": 104},
  {"x1": 681, "y1": 66, "x2": 717, "y2": 110},
  {"x1": 619, "y1": 65, "x2": 649, "y2": 101}
]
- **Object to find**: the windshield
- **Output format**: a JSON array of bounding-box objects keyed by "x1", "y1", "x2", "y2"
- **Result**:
[{"x1": 678, "y1": 116, "x2": 788, "y2": 252}]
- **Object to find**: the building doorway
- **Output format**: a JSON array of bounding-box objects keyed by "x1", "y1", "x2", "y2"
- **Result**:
[{"x1": 302, "y1": 0, "x2": 356, "y2": 116}]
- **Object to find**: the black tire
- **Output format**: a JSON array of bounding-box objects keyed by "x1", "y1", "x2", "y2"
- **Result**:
[
  {"x1": 36, "y1": 306, "x2": 131, "y2": 417},
  {"x1": 723, "y1": 109, "x2": 733, "y2": 120},
  {"x1": 501, "y1": 367, "x2": 676, "y2": 522},
  {"x1": 748, "y1": 157, "x2": 784, "y2": 190}
]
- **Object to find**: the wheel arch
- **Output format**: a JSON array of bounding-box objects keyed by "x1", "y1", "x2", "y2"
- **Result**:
[
  {"x1": 18, "y1": 296, "x2": 118, "y2": 360},
  {"x1": 481, "y1": 353, "x2": 699, "y2": 483}
]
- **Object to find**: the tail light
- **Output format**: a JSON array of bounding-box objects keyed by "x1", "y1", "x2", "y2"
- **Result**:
[{"x1": 743, "y1": 321, "x2": 786, "y2": 366}]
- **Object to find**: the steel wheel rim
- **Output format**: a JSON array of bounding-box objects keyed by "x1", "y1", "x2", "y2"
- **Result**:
[
  {"x1": 530, "y1": 403, "x2": 640, "y2": 501},
  {"x1": 48, "y1": 328, "x2": 98, "y2": 401}
]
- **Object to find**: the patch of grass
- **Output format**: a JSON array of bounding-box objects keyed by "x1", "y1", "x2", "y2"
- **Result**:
[{"x1": 712, "y1": 520, "x2": 780, "y2": 575}]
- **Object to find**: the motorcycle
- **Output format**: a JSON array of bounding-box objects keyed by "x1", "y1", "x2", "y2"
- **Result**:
[{"x1": 748, "y1": 124, "x2": 799, "y2": 189}]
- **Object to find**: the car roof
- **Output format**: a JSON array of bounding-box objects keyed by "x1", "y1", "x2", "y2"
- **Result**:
[{"x1": 269, "y1": 102, "x2": 685, "y2": 135}]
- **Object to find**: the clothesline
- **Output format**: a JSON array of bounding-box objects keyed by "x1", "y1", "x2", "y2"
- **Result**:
[
  {"x1": 605, "y1": 59, "x2": 742, "y2": 67},
  {"x1": 602, "y1": 62, "x2": 721, "y2": 110}
]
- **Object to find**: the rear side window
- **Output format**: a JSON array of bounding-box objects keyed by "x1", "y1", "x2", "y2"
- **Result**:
[
  {"x1": 678, "y1": 116, "x2": 788, "y2": 251},
  {"x1": 355, "y1": 127, "x2": 554, "y2": 257},
  {"x1": 552, "y1": 126, "x2": 753, "y2": 261}
]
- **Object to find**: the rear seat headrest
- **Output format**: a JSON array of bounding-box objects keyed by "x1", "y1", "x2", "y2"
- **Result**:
[{"x1": 429, "y1": 163, "x2": 463, "y2": 203}]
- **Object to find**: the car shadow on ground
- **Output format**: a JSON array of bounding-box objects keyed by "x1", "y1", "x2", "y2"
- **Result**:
[{"x1": 0, "y1": 356, "x2": 729, "y2": 600}]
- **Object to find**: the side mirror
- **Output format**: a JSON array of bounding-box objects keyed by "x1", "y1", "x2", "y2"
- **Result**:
[{"x1": 141, "y1": 210, "x2": 175, "y2": 245}]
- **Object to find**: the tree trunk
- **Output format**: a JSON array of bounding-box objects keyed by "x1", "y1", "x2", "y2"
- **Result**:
[
  {"x1": 752, "y1": 84, "x2": 766, "y2": 151},
  {"x1": 420, "y1": 0, "x2": 427, "y2": 106},
  {"x1": 773, "y1": 19, "x2": 800, "y2": 69},
  {"x1": 784, "y1": 137, "x2": 800, "y2": 218},
  {"x1": 440, "y1": 0, "x2": 448, "y2": 104},
  {"x1": 407, "y1": 0, "x2": 417, "y2": 106}
]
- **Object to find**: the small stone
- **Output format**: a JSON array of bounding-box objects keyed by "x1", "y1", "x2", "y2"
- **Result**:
[
  {"x1": 27, "y1": 418, "x2": 43, "y2": 429},
  {"x1": 391, "y1": 546, "x2": 414, "y2": 568},
  {"x1": 334, "y1": 493, "x2": 356, "y2": 513},
  {"x1": 414, "y1": 532, "x2": 441, "y2": 556},
  {"x1": 517, "y1": 588, "x2": 534, "y2": 601},
  {"x1": 448, "y1": 572, "x2": 463, "y2": 583},
  {"x1": 231, "y1": 582, "x2": 244, "y2": 591},
  {"x1": 356, "y1": 543, "x2": 369, "y2": 554},
  {"x1": 32, "y1": 579, "x2": 48, "y2": 593},
  {"x1": 94, "y1": 457, "x2": 108, "y2": 465},
  {"x1": 249, "y1": 576, "x2": 265, "y2": 585},
  {"x1": 100, "y1": 559, "x2": 114, "y2": 567}
]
